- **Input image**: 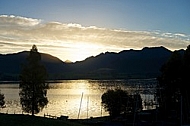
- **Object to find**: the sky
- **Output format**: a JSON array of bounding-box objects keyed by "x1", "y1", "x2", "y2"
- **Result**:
[{"x1": 0, "y1": 0, "x2": 189, "y2": 62}]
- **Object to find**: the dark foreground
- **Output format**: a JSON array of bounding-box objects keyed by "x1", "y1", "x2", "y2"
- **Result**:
[
  {"x1": 0, "y1": 113, "x2": 85, "y2": 126},
  {"x1": 0, "y1": 110, "x2": 187, "y2": 126}
]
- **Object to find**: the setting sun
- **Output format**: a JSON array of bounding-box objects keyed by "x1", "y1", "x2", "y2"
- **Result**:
[{"x1": 65, "y1": 42, "x2": 102, "y2": 62}]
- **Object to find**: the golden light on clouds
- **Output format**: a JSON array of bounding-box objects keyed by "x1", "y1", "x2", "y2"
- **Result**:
[{"x1": 0, "y1": 15, "x2": 189, "y2": 62}]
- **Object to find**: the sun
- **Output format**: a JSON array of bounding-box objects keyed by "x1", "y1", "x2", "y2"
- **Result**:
[
  {"x1": 44, "y1": 41, "x2": 103, "y2": 63},
  {"x1": 67, "y1": 42, "x2": 101, "y2": 62}
]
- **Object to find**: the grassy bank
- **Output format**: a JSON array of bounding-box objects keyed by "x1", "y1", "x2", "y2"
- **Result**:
[{"x1": 0, "y1": 113, "x2": 86, "y2": 126}]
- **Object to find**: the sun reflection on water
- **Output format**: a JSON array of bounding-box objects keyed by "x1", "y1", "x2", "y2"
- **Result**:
[
  {"x1": 0, "y1": 79, "x2": 157, "y2": 119},
  {"x1": 42, "y1": 80, "x2": 106, "y2": 119}
]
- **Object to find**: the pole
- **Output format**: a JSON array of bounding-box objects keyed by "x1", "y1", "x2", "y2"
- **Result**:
[
  {"x1": 87, "y1": 95, "x2": 89, "y2": 119},
  {"x1": 133, "y1": 85, "x2": 140, "y2": 126},
  {"x1": 78, "y1": 92, "x2": 83, "y2": 119},
  {"x1": 101, "y1": 103, "x2": 102, "y2": 117},
  {"x1": 181, "y1": 95, "x2": 182, "y2": 126}
]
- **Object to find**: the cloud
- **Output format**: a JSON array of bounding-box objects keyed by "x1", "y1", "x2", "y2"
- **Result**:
[
  {"x1": 0, "y1": 15, "x2": 41, "y2": 26},
  {"x1": 0, "y1": 15, "x2": 189, "y2": 61}
]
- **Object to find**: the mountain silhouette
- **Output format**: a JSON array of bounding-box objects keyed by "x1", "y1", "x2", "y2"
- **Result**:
[{"x1": 0, "y1": 46, "x2": 183, "y2": 81}]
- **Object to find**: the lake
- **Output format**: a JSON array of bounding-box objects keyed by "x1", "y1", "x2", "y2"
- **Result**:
[{"x1": 0, "y1": 79, "x2": 158, "y2": 119}]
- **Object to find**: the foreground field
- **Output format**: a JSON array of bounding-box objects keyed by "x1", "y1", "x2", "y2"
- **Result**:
[
  {"x1": 0, "y1": 111, "x2": 181, "y2": 126},
  {"x1": 0, "y1": 113, "x2": 86, "y2": 126}
]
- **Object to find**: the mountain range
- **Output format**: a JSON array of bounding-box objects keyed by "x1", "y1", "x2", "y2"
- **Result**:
[{"x1": 0, "y1": 46, "x2": 183, "y2": 81}]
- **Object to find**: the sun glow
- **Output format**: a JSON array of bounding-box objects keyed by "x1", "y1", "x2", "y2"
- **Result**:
[{"x1": 66, "y1": 42, "x2": 101, "y2": 62}]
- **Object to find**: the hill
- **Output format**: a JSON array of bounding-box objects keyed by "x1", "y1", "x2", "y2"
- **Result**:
[
  {"x1": 68, "y1": 46, "x2": 173, "y2": 79},
  {"x1": 0, "y1": 46, "x2": 183, "y2": 81},
  {"x1": 0, "y1": 51, "x2": 68, "y2": 80}
]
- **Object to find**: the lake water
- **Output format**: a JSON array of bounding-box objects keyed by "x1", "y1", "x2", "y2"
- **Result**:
[{"x1": 0, "y1": 79, "x2": 158, "y2": 119}]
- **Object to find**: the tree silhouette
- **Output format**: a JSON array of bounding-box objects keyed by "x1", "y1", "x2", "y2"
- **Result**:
[
  {"x1": 0, "y1": 92, "x2": 5, "y2": 108},
  {"x1": 19, "y1": 45, "x2": 49, "y2": 116},
  {"x1": 157, "y1": 45, "x2": 190, "y2": 123},
  {"x1": 101, "y1": 88, "x2": 142, "y2": 118},
  {"x1": 157, "y1": 51, "x2": 182, "y2": 115}
]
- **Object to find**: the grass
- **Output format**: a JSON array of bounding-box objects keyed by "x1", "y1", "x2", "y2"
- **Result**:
[{"x1": 0, "y1": 113, "x2": 87, "y2": 126}]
